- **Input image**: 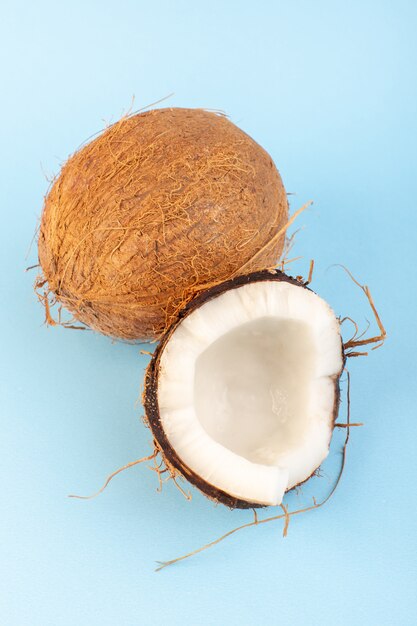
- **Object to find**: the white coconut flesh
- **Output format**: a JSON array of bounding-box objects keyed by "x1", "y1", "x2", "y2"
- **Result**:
[{"x1": 157, "y1": 280, "x2": 343, "y2": 506}]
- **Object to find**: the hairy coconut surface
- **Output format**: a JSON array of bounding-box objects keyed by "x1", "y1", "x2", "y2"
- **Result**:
[
  {"x1": 37, "y1": 108, "x2": 288, "y2": 340},
  {"x1": 144, "y1": 270, "x2": 345, "y2": 509}
]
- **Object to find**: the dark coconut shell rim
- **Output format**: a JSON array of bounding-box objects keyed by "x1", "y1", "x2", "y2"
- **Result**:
[{"x1": 144, "y1": 269, "x2": 345, "y2": 509}]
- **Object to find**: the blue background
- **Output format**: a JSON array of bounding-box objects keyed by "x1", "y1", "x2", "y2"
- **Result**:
[{"x1": 1, "y1": 1, "x2": 416, "y2": 624}]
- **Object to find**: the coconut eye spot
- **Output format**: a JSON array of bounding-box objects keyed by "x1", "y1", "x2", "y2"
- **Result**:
[{"x1": 194, "y1": 316, "x2": 315, "y2": 466}]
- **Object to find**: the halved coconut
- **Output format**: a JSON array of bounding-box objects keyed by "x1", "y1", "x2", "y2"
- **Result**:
[{"x1": 144, "y1": 270, "x2": 345, "y2": 509}]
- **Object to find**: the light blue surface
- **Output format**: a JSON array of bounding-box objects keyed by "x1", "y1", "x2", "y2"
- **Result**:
[{"x1": 1, "y1": 1, "x2": 416, "y2": 624}]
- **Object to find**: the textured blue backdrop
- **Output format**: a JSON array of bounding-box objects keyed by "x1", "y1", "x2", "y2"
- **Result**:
[{"x1": 1, "y1": 1, "x2": 416, "y2": 624}]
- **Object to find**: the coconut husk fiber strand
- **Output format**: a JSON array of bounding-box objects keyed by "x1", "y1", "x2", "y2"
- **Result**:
[{"x1": 37, "y1": 108, "x2": 288, "y2": 340}]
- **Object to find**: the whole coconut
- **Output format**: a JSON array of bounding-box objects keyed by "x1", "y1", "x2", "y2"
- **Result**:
[{"x1": 37, "y1": 108, "x2": 288, "y2": 340}]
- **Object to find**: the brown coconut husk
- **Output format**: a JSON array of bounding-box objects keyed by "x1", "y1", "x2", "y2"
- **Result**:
[{"x1": 36, "y1": 107, "x2": 289, "y2": 340}]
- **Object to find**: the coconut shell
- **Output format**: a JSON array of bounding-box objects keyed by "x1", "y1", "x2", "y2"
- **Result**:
[
  {"x1": 37, "y1": 108, "x2": 288, "y2": 340},
  {"x1": 144, "y1": 269, "x2": 345, "y2": 509}
]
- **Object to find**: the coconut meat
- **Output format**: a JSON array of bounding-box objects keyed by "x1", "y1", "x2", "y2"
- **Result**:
[{"x1": 157, "y1": 280, "x2": 343, "y2": 506}]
